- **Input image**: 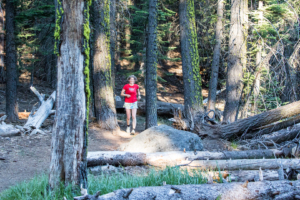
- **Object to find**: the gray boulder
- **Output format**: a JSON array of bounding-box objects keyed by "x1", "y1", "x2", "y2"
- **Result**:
[{"x1": 120, "y1": 125, "x2": 203, "y2": 153}]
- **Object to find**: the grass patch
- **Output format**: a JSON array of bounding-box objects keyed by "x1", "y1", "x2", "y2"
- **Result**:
[
  {"x1": 230, "y1": 141, "x2": 238, "y2": 150},
  {"x1": 0, "y1": 167, "x2": 207, "y2": 200}
]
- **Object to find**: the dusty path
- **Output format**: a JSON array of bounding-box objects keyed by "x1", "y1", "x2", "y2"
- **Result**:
[{"x1": 0, "y1": 122, "x2": 143, "y2": 192}]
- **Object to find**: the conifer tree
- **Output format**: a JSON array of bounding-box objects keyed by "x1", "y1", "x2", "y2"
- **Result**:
[
  {"x1": 145, "y1": 0, "x2": 158, "y2": 128},
  {"x1": 207, "y1": 0, "x2": 224, "y2": 117},
  {"x1": 5, "y1": 0, "x2": 18, "y2": 122},
  {"x1": 223, "y1": 0, "x2": 248, "y2": 122},
  {"x1": 93, "y1": 0, "x2": 119, "y2": 130},
  {"x1": 179, "y1": 0, "x2": 202, "y2": 118}
]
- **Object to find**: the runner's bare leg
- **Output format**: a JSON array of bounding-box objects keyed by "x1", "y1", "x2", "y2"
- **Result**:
[{"x1": 131, "y1": 108, "x2": 137, "y2": 129}]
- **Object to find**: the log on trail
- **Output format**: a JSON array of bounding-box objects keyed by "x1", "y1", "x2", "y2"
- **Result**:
[
  {"x1": 87, "y1": 149, "x2": 283, "y2": 167},
  {"x1": 195, "y1": 100, "x2": 300, "y2": 139},
  {"x1": 23, "y1": 86, "x2": 56, "y2": 133},
  {"x1": 75, "y1": 180, "x2": 300, "y2": 200},
  {"x1": 116, "y1": 100, "x2": 184, "y2": 116},
  {"x1": 186, "y1": 159, "x2": 300, "y2": 170}
]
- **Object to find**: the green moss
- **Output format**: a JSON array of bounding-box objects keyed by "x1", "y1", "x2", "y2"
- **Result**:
[
  {"x1": 187, "y1": 0, "x2": 203, "y2": 106},
  {"x1": 83, "y1": 1, "x2": 91, "y2": 139},
  {"x1": 54, "y1": 0, "x2": 64, "y2": 56}
]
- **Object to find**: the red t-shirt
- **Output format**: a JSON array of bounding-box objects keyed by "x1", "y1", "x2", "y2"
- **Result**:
[{"x1": 123, "y1": 84, "x2": 139, "y2": 103}]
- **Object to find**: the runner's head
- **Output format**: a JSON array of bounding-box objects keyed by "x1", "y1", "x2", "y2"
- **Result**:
[{"x1": 127, "y1": 75, "x2": 137, "y2": 85}]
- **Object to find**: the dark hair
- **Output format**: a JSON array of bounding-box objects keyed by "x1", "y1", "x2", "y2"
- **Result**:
[{"x1": 127, "y1": 75, "x2": 137, "y2": 82}]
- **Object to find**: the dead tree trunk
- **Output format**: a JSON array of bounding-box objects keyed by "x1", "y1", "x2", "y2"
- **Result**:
[
  {"x1": 49, "y1": 0, "x2": 89, "y2": 190},
  {"x1": 87, "y1": 149, "x2": 283, "y2": 167},
  {"x1": 195, "y1": 100, "x2": 300, "y2": 139},
  {"x1": 23, "y1": 86, "x2": 56, "y2": 133},
  {"x1": 75, "y1": 180, "x2": 300, "y2": 200}
]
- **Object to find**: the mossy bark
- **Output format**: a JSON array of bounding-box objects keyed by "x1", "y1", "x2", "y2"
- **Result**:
[
  {"x1": 145, "y1": 0, "x2": 158, "y2": 128},
  {"x1": 5, "y1": 0, "x2": 18, "y2": 122},
  {"x1": 49, "y1": 0, "x2": 88, "y2": 190},
  {"x1": 93, "y1": 0, "x2": 119, "y2": 130},
  {"x1": 179, "y1": 0, "x2": 203, "y2": 118}
]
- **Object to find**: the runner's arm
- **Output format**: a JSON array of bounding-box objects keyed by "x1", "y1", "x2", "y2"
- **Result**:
[{"x1": 121, "y1": 89, "x2": 130, "y2": 97}]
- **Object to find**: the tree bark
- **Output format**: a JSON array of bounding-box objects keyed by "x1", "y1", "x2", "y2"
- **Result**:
[
  {"x1": 223, "y1": 0, "x2": 247, "y2": 122},
  {"x1": 5, "y1": 0, "x2": 18, "y2": 122},
  {"x1": 93, "y1": 0, "x2": 119, "y2": 130},
  {"x1": 87, "y1": 149, "x2": 283, "y2": 167},
  {"x1": 110, "y1": 0, "x2": 116, "y2": 91},
  {"x1": 252, "y1": 1, "x2": 263, "y2": 115},
  {"x1": 263, "y1": 127, "x2": 300, "y2": 146},
  {"x1": 186, "y1": 158, "x2": 300, "y2": 170},
  {"x1": 0, "y1": 0, "x2": 5, "y2": 84},
  {"x1": 195, "y1": 100, "x2": 300, "y2": 139},
  {"x1": 179, "y1": 0, "x2": 203, "y2": 118},
  {"x1": 207, "y1": 0, "x2": 223, "y2": 118},
  {"x1": 145, "y1": 0, "x2": 158, "y2": 128},
  {"x1": 76, "y1": 180, "x2": 300, "y2": 200},
  {"x1": 49, "y1": 0, "x2": 88, "y2": 189}
]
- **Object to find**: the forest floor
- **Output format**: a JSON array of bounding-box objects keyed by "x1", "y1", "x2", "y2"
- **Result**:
[{"x1": 0, "y1": 62, "x2": 228, "y2": 192}]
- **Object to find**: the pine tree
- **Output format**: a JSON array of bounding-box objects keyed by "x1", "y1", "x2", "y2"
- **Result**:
[
  {"x1": 93, "y1": 0, "x2": 119, "y2": 130},
  {"x1": 145, "y1": 0, "x2": 158, "y2": 128},
  {"x1": 179, "y1": 0, "x2": 202, "y2": 117},
  {"x1": 207, "y1": 0, "x2": 224, "y2": 117},
  {"x1": 5, "y1": 0, "x2": 18, "y2": 122},
  {"x1": 223, "y1": 0, "x2": 247, "y2": 122}
]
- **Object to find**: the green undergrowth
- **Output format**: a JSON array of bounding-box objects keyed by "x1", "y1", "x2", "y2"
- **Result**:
[{"x1": 0, "y1": 167, "x2": 208, "y2": 200}]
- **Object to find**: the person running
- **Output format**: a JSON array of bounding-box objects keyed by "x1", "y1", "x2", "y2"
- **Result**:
[{"x1": 121, "y1": 75, "x2": 141, "y2": 135}]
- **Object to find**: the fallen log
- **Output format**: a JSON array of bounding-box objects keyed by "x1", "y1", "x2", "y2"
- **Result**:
[
  {"x1": 186, "y1": 158, "x2": 300, "y2": 170},
  {"x1": 0, "y1": 120, "x2": 21, "y2": 137},
  {"x1": 87, "y1": 149, "x2": 283, "y2": 167},
  {"x1": 263, "y1": 128, "x2": 300, "y2": 145},
  {"x1": 195, "y1": 100, "x2": 300, "y2": 139},
  {"x1": 243, "y1": 115, "x2": 300, "y2": 139},
  {"x1": 75, "y1": 180, "x2": 300, "y2": 200},
  {"x1": 116, "y1": 99, "x2": 184, "y2": 116},
  {"x1": 23, "y1": 86, "x2": 56, "y2": 133}
]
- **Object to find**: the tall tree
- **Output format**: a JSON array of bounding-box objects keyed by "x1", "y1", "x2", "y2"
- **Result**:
[
  {"x1": 0, "y1": 0, "x2": 5, "y2": 83},
  {"x1": 252, "y1": 0, "x2": 263, "y2": 115},
  {"x1": 49, "y1": 0, "x2": 90, "y2": 189},
  {"x1": 93, "y1": 0, "x2": 119, "y2": 130},
  {"x1": 110, "y1": 0, "x2": 116, "y2": 89},
  {"x1": 145, "y1": 0, "x2": 158, "y2": 128},
  {"x1": 179, "y1": 0, "x2": 202, "y2": 119},
  {"x1": 207, "y1": 0, "x2": 224, "y2": 117},
  {"x1": 223, "y1": 0, "x2": 248, "y2": 122},
  {"x1": 5, "y1": 0, "x2": 18, "y2": 122}
]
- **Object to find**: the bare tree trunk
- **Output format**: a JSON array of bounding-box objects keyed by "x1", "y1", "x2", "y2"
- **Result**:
[
  {"x1": 145, "y1": 0, "x2": 158, "y2": 128},
  {"x1": 49, "y1": 0, "x2": 89, "y2": 189},
  {"x1": 0, "y1": 0, "x2": 5, "y2": 84},
  {"x1": 223, "y1": 0, "x2": 247, "y2": 122},
  {"x1": 179, "y1": 0, "x2": 203, "y2": 119},
  {"x1": 207, "y1": 0, "x2": 223, "y2": 118},
  {"x1": 5, "y1": 0, "x2": 18, "y2": 122},
  {"x1": 196, "y1": 100, "x2": 300, "y2": 139},
  {"x1": 93, "y1": 0, "x2": 119, "y2": 130}
]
